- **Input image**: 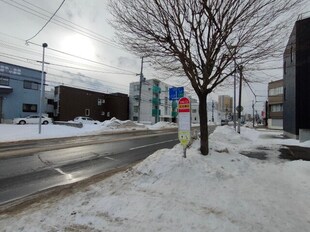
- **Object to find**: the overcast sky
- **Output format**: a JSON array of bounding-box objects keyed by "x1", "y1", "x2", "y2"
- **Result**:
[{"x1": 1, "y1": 0, "x2": 310, "y2": 114}]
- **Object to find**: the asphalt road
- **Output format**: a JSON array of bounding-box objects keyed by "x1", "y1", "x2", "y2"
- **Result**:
[{"x1": 0, "y1": 125, "x2": 215, "y2": 206}]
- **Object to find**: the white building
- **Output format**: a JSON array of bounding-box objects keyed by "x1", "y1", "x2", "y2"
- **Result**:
[
  {"x1": 191, "y1": 100, "x2": 220, "y2": 124},
  {"x1": 129, "y1": 79, "x2": 174, "y2": 124}
]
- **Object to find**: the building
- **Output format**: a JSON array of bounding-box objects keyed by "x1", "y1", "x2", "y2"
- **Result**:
[
  {"x1": 192, "y1": 100, "x2": 220, "y2": 124},
  {"x1": 0, "y1": 61, "x2": 44, "y2": 123},
  {"x1": 54, "y1": 85, "x2": 129, "y2": 122},
  {"x1": 129, "y1": 79, "x2": 173, "y2": 124},
  {"x1": 267, "y1": 79, "x2": 283, "y2": 129},
  {"x1": 218, "y1": 95, "x2": 233, "y2": 120},
  {"x1": 283, "y1": 16, "x2": 310, "y2": 140}
]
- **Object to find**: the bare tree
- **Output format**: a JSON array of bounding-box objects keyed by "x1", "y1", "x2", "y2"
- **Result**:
[{"x1": 109, "y1": 0, "x2": 304, "y2": 155}]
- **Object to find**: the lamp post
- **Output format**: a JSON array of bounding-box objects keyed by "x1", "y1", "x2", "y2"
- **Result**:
[
  {"x1": 137, "y1": 57, "x2": 144, "y2": 123},
  {"x1": 38, "y1": 43, "x2": 48, "y2": 134},
  {"x1": 237, "y1": 65, "x2": 243, "y2": 134}
]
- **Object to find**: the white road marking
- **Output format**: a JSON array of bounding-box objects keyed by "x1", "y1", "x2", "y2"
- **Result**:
[
  {"x1": 54, "y1": 168, "x2": 73, "y2": 180},
  {"x1": 129, "y1": 139, "x2": 178, "y2": 151},
  {"x1": 104, "y1": 156, "x2": 117, "y2": 161},
  {"x1": 54, "y1": 168, "x2": 67, "y2": 175}
]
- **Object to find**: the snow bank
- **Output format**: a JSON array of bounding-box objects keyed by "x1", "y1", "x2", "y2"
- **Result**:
[
  {"x1": 101, "y1": 117, "x2": 147, "y2": 130},
  {"x1": 1, "y1": 127, "x2": 309, "y2": 232},
  {"x1": 147, "y1": 121, "x2": 177, "y2": 130}
]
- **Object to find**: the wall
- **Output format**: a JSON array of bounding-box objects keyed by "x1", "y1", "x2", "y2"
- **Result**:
[
  {"x1": 283, "y1": 17, "x2": 310, "y2": 137},
  {"x1": 55, "y1": 86, "x2": 128, "y2": 122},
  {"x1": 0, "y1": 62, "x2": 42, "y2": 123}
]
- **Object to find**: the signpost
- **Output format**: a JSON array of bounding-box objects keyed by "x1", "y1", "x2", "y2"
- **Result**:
[
  {"x1": 178, "y1": 97, "x2": 191, "y2": 158},
  {"x1": 169, "y1": 87, "x2": 184, "y2": 100}
]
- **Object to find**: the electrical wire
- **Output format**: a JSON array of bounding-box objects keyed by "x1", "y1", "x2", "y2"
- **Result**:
[
  {"x1": 27, "y1": 41, "x2": 137, "y2": 74},
  {"x1": 26, "y1": 0, "x2": 66, "y2": 43},
  {"x1": 21, "y1": 0, "x2": 119, "y2": 47},
  {"x1": 0, "y1": 0, "x2": 123, "y2": 49}
]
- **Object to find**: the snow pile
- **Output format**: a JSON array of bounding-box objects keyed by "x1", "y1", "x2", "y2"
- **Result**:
[
  {"x1": 0, "y1": 124, "x2": 104, "y2": 142},
  {"x1": 101, "y1": 117, "x2": 147, "y2": 130},
  {"x1": 1, "y1": 127, "x2": 309, "y2": 232},
  {"x1": 148, "y1": 121, "x2": 177, "y2": 130}
]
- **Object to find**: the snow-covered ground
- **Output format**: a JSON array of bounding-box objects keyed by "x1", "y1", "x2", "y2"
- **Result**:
[
  {"x1": 0, "y1": 118, "x2": 177, "y2": 143},
  {"x1": 0, "y1": 126, "x2": 309, "y2": 232}
]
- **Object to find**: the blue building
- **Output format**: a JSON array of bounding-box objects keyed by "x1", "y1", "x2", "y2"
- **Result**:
[{"x1": 0, "y1": 61, "x2": 44, "y2": 123}]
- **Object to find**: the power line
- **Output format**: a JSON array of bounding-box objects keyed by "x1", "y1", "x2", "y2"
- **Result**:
[
  {"x1": 0, "y1": 38, "x2": 136, "y2": 74},
  {"x1": 0, "y1": 52, "x2": 135, "y2": 76},
  {"x1": 0, "y1": 0, "x2": 123, "y2": 49},
  {"x1": 21, "y1": 0, "x2": 119, "y2": 47},
  {"x1": 27, "y1": 42, "x2": 137, "y2": 74},
  {"x1": 26, "y1": 0, "x2": 66, "y2": 43}
]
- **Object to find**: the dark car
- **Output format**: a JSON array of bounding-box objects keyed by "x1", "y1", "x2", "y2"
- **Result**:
[{"x1": 221, "y1": 120, "x2": 228, "y2": 126}]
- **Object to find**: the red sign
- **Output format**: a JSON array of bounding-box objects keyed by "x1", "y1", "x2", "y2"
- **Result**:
[{"x1": 178, "y1": 97, "x2": 190, "y2": 113}]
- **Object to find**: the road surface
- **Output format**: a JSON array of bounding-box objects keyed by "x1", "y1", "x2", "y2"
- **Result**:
[{"x1": 0, "y1": 126, "x2": 216, "y2": 206}]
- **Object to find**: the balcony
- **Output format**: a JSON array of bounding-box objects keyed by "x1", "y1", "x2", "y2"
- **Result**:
[
  {"x1": 152, "y1": 109, "x2": 161, "y2": 117},
  {"x1": 171, "y1": 111, "x2": 178, "y2": 117},
  {"x1": 152, "y1": 86, "x2": 161, "y2": 94},
  {"x1": 152, "y1": 98, "x2": 161, "y2": 105}
]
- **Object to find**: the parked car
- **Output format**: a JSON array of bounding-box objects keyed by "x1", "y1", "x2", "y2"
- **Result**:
[
  {"x1": 73, "y1": 116, "x2": 100, "y2": 125},
  {"x1": 221, "y1": 119, "x2": 228, "y2": 126},
  {"x1": 13, "y1": 115, "x2": 53, "y2": 125}
]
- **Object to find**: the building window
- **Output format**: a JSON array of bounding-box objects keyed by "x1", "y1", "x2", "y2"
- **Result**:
[
  {"x1": 290, "y1": 45, "x2": 293, "y2": 63},
  {"x1": 98, "y1": 98, "x2": 105, "y2": 106},
  {"x1": 47, "y1": 99, "x2": 54, "y2": 105},
  {"x1": 85, "y1": 109, "x2": 90, "y2": 116},
  {"x1": 24, "y1": 80, "x2": 39, "y2": 90},
  {"x1": 269, "y1": 87, "x2": 283, "y2": 96},
  {"x1": 133, "y1": 106, "x2": 139, "y2": 113},
  {"x1": 23, "y1": 104, "x2": 37, "y2": 112},
  {"x1": 134, "y1": 85, "x2": 139, "y2": 91},
  {"x1": 192, "y1": 109, "x2": 197, "y2": 113},
  {"x1": 0, "y1": 76, "x2": 9, "y2": 86},
  {"x1": 271, "y1": 104, "x2": 283, "y2": 112}
]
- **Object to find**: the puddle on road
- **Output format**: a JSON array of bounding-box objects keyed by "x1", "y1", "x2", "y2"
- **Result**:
[
  {"x1": 279, "y1": 146, "x2": 310, "y2": 161},
  {"x1": 239, "y1": 151, "x2": 268, "y2": 160}
]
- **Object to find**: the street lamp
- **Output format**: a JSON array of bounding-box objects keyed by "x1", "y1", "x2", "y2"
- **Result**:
[{"x1": 38, "y1": 43, "x2": 48, "y2": 134}]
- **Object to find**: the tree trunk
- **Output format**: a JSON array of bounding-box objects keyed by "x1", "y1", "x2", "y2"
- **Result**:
[{"x1": 198, "y1": 93, "x2": 209, "y2": 155}]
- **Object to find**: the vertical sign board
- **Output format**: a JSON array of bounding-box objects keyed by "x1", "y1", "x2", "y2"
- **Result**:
[{"x1": 178, "y1": 97, "x2": 191, "y2": 147}]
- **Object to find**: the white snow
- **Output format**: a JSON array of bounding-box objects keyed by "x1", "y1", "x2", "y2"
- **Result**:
[
  {"x1": 0, "y1": 125, "x2": 309, "y2": 231},
  {"x1": 0, "y1": 119, "x2": 175, "y2": 143}
]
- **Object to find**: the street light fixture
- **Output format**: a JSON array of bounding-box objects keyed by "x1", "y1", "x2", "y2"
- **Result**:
[{"x1": 38, "y1": 43, "x2": 48, "y2": 134}]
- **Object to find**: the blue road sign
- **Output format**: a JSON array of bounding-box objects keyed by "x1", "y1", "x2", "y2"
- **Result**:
[{"x1": 169, "y1": 87, "x2": 184, "y2": 100}]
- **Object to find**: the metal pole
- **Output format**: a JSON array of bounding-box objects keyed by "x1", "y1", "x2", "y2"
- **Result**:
[
  {"x1": 38, "y1": 43, "x2": 48, "y2": 134},
  {"x1": 252, "y1": 100, "x2": 255, "y2": 128},
  {"x1": 212, "y1": 100, "x2": 214, "y2": 122},
  {"x1": 237, "y1": 65, "x2": 243, "y2": 134},
  {"x1": 233, "y1": 68, "x2": 236, "y2": 130},
  {"x1": 137, "y1": 57, "x2": 144, "y2": 123}
]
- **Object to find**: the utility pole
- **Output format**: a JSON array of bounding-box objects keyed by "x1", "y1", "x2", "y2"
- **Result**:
[
  {"x1": 252, "y1": 100, "x2": 255, "y2": 128},
  {"x1": 233, "y1": 67, "x2": 237, "y2": 130},
  {"x1": 237, "y1": 65, "x2": 243, "y2": 134},
  {"x1": 212, "y1": 100, "x2": 214, "y2": 122},
  {"x1": 38, "y1": 43, "x2": 47, "y2": 134},
  {"x1": 137, "y1": 57, "x2": 144, "y2": 123}
]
